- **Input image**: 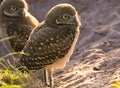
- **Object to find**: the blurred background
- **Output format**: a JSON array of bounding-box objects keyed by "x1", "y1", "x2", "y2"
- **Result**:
[{"x1": 26, "y1": 0, "x2": 86, "y2": 21}]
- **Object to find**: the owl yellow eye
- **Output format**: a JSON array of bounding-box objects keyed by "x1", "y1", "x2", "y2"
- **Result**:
[
  {"x1": 11, "y1": 6, "x2": 17, "y2": 11},
  {"x1": 62, "y1": 15, "x2": 70, "y2": 20}
]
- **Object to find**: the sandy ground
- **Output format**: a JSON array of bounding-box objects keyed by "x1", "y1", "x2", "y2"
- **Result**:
[
  {"x1": 27, "y1": 0, "x2": 120, "y2": 87},
  {"x1": 0, "y1": 0, "x2": 120, "y2": 88}
]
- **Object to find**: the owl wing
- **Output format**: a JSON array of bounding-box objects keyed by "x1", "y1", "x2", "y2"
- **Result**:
[{"x1": 20, "y1": 25, "x2": 75, "y2": 70}]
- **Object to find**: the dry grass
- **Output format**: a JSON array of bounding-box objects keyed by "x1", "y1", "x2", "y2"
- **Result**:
[{"x1": 0, "y1": 37, "x2": 44, "y2": 88}]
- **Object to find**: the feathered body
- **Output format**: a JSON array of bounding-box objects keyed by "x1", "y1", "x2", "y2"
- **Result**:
[
  {"x1": 19, "y1": 3, "x2": 81, "y2": 87},
  {"x1": 0, "y1": 0, "x2": 39, "y2": 52}
]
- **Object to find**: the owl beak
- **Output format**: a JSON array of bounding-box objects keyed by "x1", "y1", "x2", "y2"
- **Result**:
[
  {"x1": 69, "y1": 16, "x2": 78, "y2": 24},
  {"x1": 18, "y1": 9, "x2": 25, "y2": 16}
]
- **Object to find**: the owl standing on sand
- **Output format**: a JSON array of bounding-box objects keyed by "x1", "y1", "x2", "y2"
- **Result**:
[
  {"x1": 19, "y1": 3, "x2": 81, "y2": 87},
  {"x1": 0, "y1": 0, "x2": 39, "y2": 52}
]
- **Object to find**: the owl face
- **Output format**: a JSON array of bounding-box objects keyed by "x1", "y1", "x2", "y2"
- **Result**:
[
  {"x1": 1, "y1": 0, "x2": 28, "y2": 17},
  {"x1": 55, "y1": 14, "x2": 78, "y2": 25},
  {"x1": 45, "y1": 3, "x2": 80, "y2": 27}
]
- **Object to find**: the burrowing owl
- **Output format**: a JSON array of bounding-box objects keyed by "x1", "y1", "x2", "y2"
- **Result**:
[
  {"x1": 0, "y1": 0, "x2": 39, "y2": 52},
  {"x1": 19, "y1": 3, "x2": 81, "y2": 87}
]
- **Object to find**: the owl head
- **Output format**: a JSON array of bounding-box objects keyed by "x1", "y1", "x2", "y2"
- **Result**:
[
  {"x1": 0, "y1": 0, "x2": 28, "y2": 17},
  {"x1": 45, "y1": 3, "x2": 80, "y2": 27}
]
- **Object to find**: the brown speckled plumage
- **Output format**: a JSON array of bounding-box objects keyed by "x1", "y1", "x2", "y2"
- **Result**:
[
  {"x1": 19, "y1": 3, "x2": 81, "y2": 87},
  {"x1": 0, "y1": 0, "x2": 39, "y2": 52}
]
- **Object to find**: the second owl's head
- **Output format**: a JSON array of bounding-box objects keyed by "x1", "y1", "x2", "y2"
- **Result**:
[
  {"x1": 45, "y1": 3, "x2": 80, "y2": 27},
  {"x1": 0, "y1": 0, "x2": 28, "y2": 18}
]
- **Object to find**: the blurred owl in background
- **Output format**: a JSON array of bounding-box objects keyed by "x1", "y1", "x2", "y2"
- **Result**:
[{"x1": 0, "y1": 0, "x2": 39, "y2": 52}]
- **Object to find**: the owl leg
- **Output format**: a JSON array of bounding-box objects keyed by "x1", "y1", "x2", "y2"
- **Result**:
[
  {"x1": 44, "y1": 68, "x2": 54, "y2": 88},
  {"x1": 48, "y1": 69, "x2": 54, "y2": 88},
  {"x1": 44, "y1": 68, "x2": 49, "y2": 86}
]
